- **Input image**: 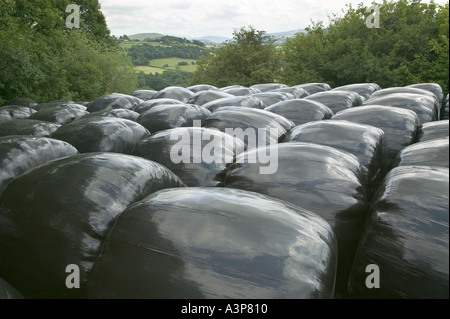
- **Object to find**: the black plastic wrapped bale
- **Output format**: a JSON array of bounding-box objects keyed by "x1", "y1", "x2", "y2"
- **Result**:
[
  {"x1": 265, "y1": 99, "x2": 334, "y2": 126},
  {"x1": 2, "y1": 97, "x2": 37, "y2": 108},
  {"x1": 292, "y1": 83, "x2": 332, "y2": 95},
  {"x1": 85, "y1": 187, "x2": 337, "y2": 299},
  {"x1": 269, "y1": 86, "x2": 310, "y2": 99},
  {"x1": 223, "y1": 142, "x2": 367, "y2": 297},
  {"x1": 249, "y1": 83, "x2": 289, "y2": 92},
  {"x1": 406, "y1": 83, "x2": 444, "y2": 105},
  {"x1": 203, "y1": 106, "x2": 295, "y2": 149},
  {"x1": 0, "y1": 277, "x2": 24, "y2": 299},
  {"x1": 443, "y1": 94, "x2": 449, "y2": 120},
  {"x1": 132, "y1": 127, "x2": 245, "y2": 186},
  {"x1": 133, "y1": 98, "x2": 184, "y2": 114},
  {"x1": 32, "y1": 100, "x2": 75, "y2": 111},
  {"x1": 202, "y1": 96, "x2": 265, "y2": 112},
  {"x1": 369, "y1": 87, "x2": 438, "y2": 102},
  {"x1": 28, "y1": 104, "x2": 89, "y2": 125},
  {"x1": 393, "y1": 137, "x2": 449, "y2": 168},
  {"x1": 80, "y1": 108, "x2": 140, "y2": 121},
  {"x1": 131, "y1": 89, "x2": 158, "y2": 100},
  {"x1": 0, "y1": 152, "x2": 185, "y2": 298},
  {"x1": 283, "y1": 120, "x2": 388, "y2": 199},
  {"x1": 0, "y1": 106, "x2": 36, "y2": 122},
  {"x1": 251, "y1": 92, "x2": 294, "y2": 107},
  {"x1": 363, "y1": 93, "x2": 438, "y2": 125},
  {"x1": 136, "y1": 104, "x2": 211, "y2": 133},
  {"x1": 86, "y1": 93, "x2": 143, "y2": 113},
  {"x1": 348, "y1": 166, "x2": 449, "y2": 299},
  {"x1": 331, "y1": 105, "x2": 420, "y2": 168},
  {"x1": 0, "y1": 119, "x2": 61, "y2": 137},
  {"x1": 0, "y1": 135, "x2": 78, "y2": 194},
  {"x1": 151, "y1": 86, "x2": 194, "y2": 103},
  {"x1": 187, "y1": 90, "x2": 233, "y2": 106},
  {"x1": 305, "y1": 90, "x2": 364, "y2": 114},
  {"x1": 416, "y1": 120, "x2": 449, "y2": 142},
  {"x1": 187, "y1": 84, "x2": 219, "y2": 93},
  {"x1": 332, "y1": 83, "x2": 381, "y2": 101},
  {"x1": 51, "y1": 116, "x2": 150, "y2": 154},
  {"x1": 221, "y1": 86, "x2": 260, "y2": 96}
]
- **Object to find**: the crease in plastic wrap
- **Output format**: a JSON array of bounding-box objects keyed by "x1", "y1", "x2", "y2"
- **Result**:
[
  {"x1": 393, "y1": 137, "x2": 449, "y2": 168},
  {"x1": 223, "y1": 142, "x2": 368, "y2": 297},
  {"x1": 85, "y1": 187, "x2": 337, "y2": 299},
  {"x1": 150, "y1": 86, "x2": 195, "y2": 103},
  {"x1": 0, "y1": 119, "x2": 61, "y2": 137},
  {"x1": 28, "y1": 104, "x2": 89, "y2": 124},
  {"x1": 201, "y1": 96, "x2": 265, "y2": 112},
  {"x1": 305, "y1": 90, "x2": 364, "y2": 114},
  {"x1": 86, "y1": 93, "x2": 143, "y2": 113},
  {"x1": 348, "y1": 166, "x2": 449, "y2": 299},
  {"x1": 0, "y1": 106, "x2": 36, "y2": 123},
  {"x1": 0, "y1": 152, "x2": 185, "y2": 298},
  {"x1": 415, "y1": 120, "x2": 449, "y2": 142},
  {"x1": 265, "y1": 99, "x2": 334, "y2": 126}
]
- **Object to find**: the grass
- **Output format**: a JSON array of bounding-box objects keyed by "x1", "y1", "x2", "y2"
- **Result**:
[{"x1": 135, "y1": 58, "x2": 198, "y2": 74}]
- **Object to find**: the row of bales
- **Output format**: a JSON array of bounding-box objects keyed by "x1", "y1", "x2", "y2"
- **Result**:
[{"x1": 0, "y1": 82, "x2": 448, "y2": 299}]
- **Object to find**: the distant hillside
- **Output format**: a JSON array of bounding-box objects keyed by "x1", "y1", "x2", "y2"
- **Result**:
[
  {"x1": 128, "y1": 33, "x2": 165, "y2": 41},
  {"x1": 193, "y1": 36, "x2": 231, "y2": 45}
]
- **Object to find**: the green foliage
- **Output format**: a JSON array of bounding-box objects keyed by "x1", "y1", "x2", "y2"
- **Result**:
[
  {"x1": 280, "y1": 0, "x2": 449, "y2": 94},
  {"x1": 191, "y1": 26, "x2": 282, "y2": 87},
  {"x1": 137, "y1": 71, "x2": 193, "y2": 91},
  {"x1": 0, "y1": 0, "x2": 136, "y2": 103}
]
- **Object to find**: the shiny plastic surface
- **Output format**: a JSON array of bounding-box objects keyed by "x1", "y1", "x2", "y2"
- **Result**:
[
  {"x1": 132, "y1": 127, "x2": 245, "y2": 186},
  {"x1": 331, "y1": 105, "x2": 419, "y2": 167},
  {"x1": 270, "y1": 86, "x2": 309, "y2": 98},
  {"x1": 348, "y1": 166, "x2": 449, "y2": 298},
  {"x1": 132, "y1": 98, "x2": 184, "y2": 114},
  {"x1": 265, "y1": 99, "x2": 334, "y2": 126},
  {"x1": 51, "y1": 116, "x2": 150, "y2": 154},
  {"x1": 221, "y1": 86, "x2": 260, "y2": 96},
  {"x1": 151, "y1": 86, "x2": 194, "y2": 103},
  {"x1": 136, "y1": 104, "x2": 211, "y2": 133},
  {"x1": 187, "y1": 90, "x2": 233, "y2": 106},
  {"x1": 0, "y1": 106, "x2": 36, "y2": 122},
  {"x1": 406, "y1": 83, "x2": 444, "y2": 103},
  {"x1": 202, "y1": 95, "x2": 265, "y2": 112},
  {"x1": 251, "y1": 92, "x2": 294, "y2": 107},
  {"x1": 0, "y1": 277, "x2": 24, "y2": 299},
  {"x1": 187, "y1": 84, "x2": 219, "y2": 93},
  {"x1": 223, "y1": 142, "x2": 367, "y2": 296},
  {"x1": 305, "y1": 90, "x2": 364, "y2": 114},
  {"x1": 81, "y1": 108, "x2": 140, "y2": 121},
  {"x1": 249, "y1": 83, "x2": 289, "y2": 92},
  {"x1": 332, "y1": 83, "x2": 380, "y2": 101},
  {"x1": 292, "y1": 83, "x2": 331, "y2": 95},
  {"x1": 394, "y1": 137, "x2": 449, "y2": 168},
  {"x1": 203, "y1": 106, "x2": 295, "y2": 149},
  {"x1": 0, "y1": 152, "x2": 185, "y2": 298},
  {"x1": 86, "y1": 93, "x2": 143, "y2": 112},
  {"x1": 416, "y1": 120, "x2": 449, "y2": 142},
  {"x1": 0, "y1": 135, "x2": 78, "y2": 194},
  {"x1": 130, "y1": 89, "x2": 158, "y2": 100},
  {"x1": 86, "y1": 187, "x2": 337, "y2": 298},
  {"x1": 28, "y1": 104, "x2": 88, "y2": 124},
  {"x1": 0, "y1": 119, "x2": 61, "y2": 137}
]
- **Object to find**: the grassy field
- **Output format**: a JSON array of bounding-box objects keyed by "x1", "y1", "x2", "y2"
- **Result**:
[{"x1": 135, "y1": 58, "x2": 198, "y2": 74}]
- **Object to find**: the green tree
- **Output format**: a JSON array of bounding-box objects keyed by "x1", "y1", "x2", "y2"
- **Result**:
[
  {"x1": 192, "y1": 26, "x2": 282, "y2": 87},
  {"x1": 281, "y1": 0, "x2": 449, "y2": 94}
]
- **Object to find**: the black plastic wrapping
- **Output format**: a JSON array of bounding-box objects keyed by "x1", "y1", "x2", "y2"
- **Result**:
[
  {"x1": 0, "y1": 119, "x2": 61, "y2": 137},
  {"x1": 0, "y1": 277, "x2": 24, "y2": 299},
  {"x1": 363, "y1": 93, "x2": 438, "y2": 125},
  {"x1": 202, "y1": 96, "x2": 265, "y2": 112},
  {"x1": 443, "y1": 94, "x2": 449, "y2": 120},
  {"x1": 332, "y1": 83, "x2": 381, "y2": 101},
  {"x1": 132, "y1": 98, "x2": 184, "y2": 114},
  {"x1": 187, "y1": 84, "x2": 219, "y2": 93},
  {"x1": 86, "y1": 187, "x2": 337, "y2": 299},
  {"x1": 80, "y1": 109, "x2": 140, "y2": 121},
  {"x1": 416, "y1": 120, "x2": 449, "y2": 142},
  {"x1": 187, "y1": 90, "x2": 233, "y2": 106},
  {"x1": 0, "y1": 135, "x2": 78, "y2": 194},
  {"x1": 223, "y1": 142, "x2": 367, "y2": 297},
  {"x1": 86, "y1": 93, "x2": 143, "y2": 112},
  {"x1": 305, "y1": 90, "x2": 364, "y2": 114},
  {"x1": 331, "y1": 105, "x2": 420, "y2": 167},
  {"x1": 221, "y1": 86, "x2": 260, "y2": 96},
  {"x1": 2, "y1": 97, "x2": 37, "y2": 108},
  {"x1": 151, "y1": 86, "x2": 194, "y2": 103},
  {"x1": 136, "y1": 104, "x2": 211, "y2": 133},
  {"x1": 132, "y1": 127, "x2": 245, "y2": 186},
  {"x1": 131, "y1": 89, "x2": 158, "y2": 100},
  {"x1": 406, "y1": 83, "x2": 444, "y2": 104},
  {"x1": 269, "y1": 87, "x2": 309, "y2": 98},
  {"x1": 203, "y1": 106, "x2": 295, "y2": 149},
  {"x1": 370, "y1": 87, "x2": 438, "y2": 102},
  {"x1": 249, "y1": 83, "x2": 289, "y2": 92},
  {"x1": 393, "y1": 137, "x2": 449, "y2": 168},
  {"x1": 0, "y1": 152, "x2": 185, "y2": 298},
  {"x1": 292, "y1": 83, "x2": 332, "y2": 95},
  {"x1": 265, "y1": 99, "x2": 334, "y2": 126},
  {"x1": 32, "y1": 100, "x2": 75, "y2": 111},
  {"x1": 348, "y1": 166, "x2": 449, "y2": 299},
  {"x1": 283, "y1": 120, "x2": 388, "y2": 199},
  {"x1": 251, "y1": 92, "x2": 294, "y2": 107},
  {"x1": 28, "y1": 104, "x2": 88, "y2": 124},
  {"x1": 51, "y1": 116, "x2": 150, "y2": 154},
  {"x1": 0, "y1": 106, "x2": 36, "y2": 122}
]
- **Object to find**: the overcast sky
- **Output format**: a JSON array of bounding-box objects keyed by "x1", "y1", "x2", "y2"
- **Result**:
[{"x1": 95, "y1": 0, "x2": 378, "y2": 38}]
